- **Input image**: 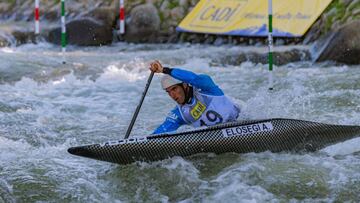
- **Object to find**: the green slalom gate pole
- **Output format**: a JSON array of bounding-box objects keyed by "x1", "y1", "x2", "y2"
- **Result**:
[
  {"x1": 61, "y1": 0, "x2": 66, "y2": 64},
  {"x1": 268, "y1": 0, "x2": 273, "y2": 90}
]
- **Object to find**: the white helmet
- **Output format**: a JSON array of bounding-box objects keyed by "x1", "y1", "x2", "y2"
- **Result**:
[{"x1": 161, "y1": 75, "x2": 182, "y2": 90}]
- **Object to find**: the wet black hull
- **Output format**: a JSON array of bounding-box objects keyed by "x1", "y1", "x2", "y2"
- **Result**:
[{"x1": 68, "y1": 118, "x2": 360, "y2": 165}]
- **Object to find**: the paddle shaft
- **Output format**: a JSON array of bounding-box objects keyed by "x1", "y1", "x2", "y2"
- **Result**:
[
  {"x1": 124, "y1": 71, "x2": 154, "y2": 139},
  {"x1": 268, "y1": 0, "x2": 273, "y2": 90}
]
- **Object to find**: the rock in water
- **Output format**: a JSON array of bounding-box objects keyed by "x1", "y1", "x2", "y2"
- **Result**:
[
  {"x1": 124, "y1": 4, "x2": 160, "y2": 43},
  {"x1": 312, "y1": 20, "x2": 360, "y2": 65},
  {"x1": 48, "y1": 18, "x2": 113, "y2": 46}
]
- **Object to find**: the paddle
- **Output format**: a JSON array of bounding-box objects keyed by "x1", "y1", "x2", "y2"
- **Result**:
[{"x1": 124, "y1": 71, "x2": 154, "y2": 139}]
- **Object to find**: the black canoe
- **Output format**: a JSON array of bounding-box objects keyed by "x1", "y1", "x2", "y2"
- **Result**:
[{"x1": 68, "y1": 118, "x2": 360, "y2": 165}]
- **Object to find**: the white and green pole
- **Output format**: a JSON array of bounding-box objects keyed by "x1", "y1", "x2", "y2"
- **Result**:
[
  {"x1": 268, "y1": 0, "x2": 273, "y2": 90},
  {"x1": 61, "y1": 0, "x2": 66, "y2": 64}
]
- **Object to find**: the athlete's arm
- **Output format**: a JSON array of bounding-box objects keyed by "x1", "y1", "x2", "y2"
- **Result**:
[
  {"x1": 152, "y1": 107, "x2": 186, "y2": 134},
  {"x1": 149, "y1": 60, "x2": 223, "y2": 96},
  {"x1": 165, "y1": 68, "x2": 224, "y2": 96}
]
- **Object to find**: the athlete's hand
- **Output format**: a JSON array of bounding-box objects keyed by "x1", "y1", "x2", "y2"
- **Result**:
[{"x1": 149, "y1": 60, "x2": 163, "y2": 73}]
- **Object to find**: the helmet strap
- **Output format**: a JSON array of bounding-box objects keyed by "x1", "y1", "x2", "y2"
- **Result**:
[{"x1": 179, "y1": 83, "x2": 193, "y2": 105}]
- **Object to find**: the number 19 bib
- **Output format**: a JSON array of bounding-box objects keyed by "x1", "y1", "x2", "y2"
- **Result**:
[{"x1": 178, "y1": 90, "x2": 239, "y2": 127}]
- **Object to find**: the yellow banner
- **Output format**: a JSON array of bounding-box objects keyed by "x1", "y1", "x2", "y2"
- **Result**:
[{"x1": 177, "y1": 0, "x2": 332, "y2": 37}]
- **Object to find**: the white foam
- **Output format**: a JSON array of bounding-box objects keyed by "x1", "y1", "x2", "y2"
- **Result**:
[
  {"x1": 98, "y1": 57, "x2": 150, "y2": 83},
  {"x1": 0, "y1": 137, "x2": 33, "y2": 162},
  {"x1": 202, "y1": 160, "x2": 275, "y2": 202},
  {"x1": 0, "y1": 47, "x2": 15, "y2": 53},
  {"x1": 101, "y1": 65, "x2": 145, "y2": 82},
  {"x1": 322, "y1": 137, "x2": 360, "y2": 156},
  {"x1": 52, "y1": 77, "x2": 66, "y2": 85}
]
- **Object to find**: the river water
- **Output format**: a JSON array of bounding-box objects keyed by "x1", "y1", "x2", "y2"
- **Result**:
[{"x1": 0, "y1": 43, "x2": 360, "y2": 202}]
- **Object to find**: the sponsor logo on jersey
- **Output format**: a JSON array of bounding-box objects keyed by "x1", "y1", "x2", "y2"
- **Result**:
[
  {"x1": 167, "y1": 112, "x2": 178, "y2": 120},
  {"x1": 190, "y1": 100, "x2": 206, "y2": 120},
  {"x1": 221, "y1": 122, "x2": 274, "y2": 137}
]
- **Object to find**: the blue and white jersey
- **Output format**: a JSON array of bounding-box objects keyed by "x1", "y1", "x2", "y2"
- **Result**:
[
  {"x1": 153, "y1": 68, "x2": 240, "y2": 134},
  {"x1": 177, "y1": 89, "x2": 239, "y2": 127}
]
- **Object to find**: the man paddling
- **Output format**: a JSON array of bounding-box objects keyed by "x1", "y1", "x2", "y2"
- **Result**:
[{"x1": 149, "y1": 60, "x2": 240, "y2": 134}]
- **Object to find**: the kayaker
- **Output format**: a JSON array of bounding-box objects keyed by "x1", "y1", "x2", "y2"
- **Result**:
[{"x1": 149, "y1": 60, "x2": 240, "y2": 134}]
